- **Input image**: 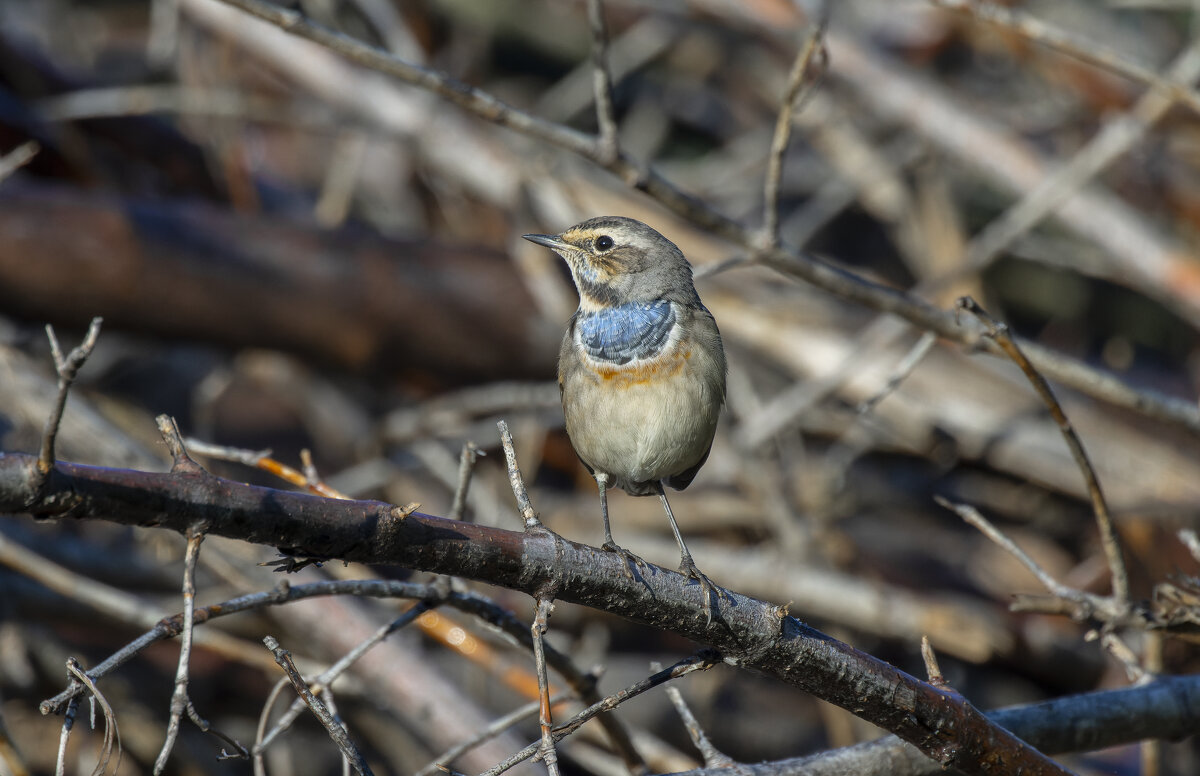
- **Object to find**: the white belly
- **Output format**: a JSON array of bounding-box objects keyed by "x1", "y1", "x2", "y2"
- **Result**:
[{"x1": 561, "y1": 346, "x2": 722, "y2": 492}]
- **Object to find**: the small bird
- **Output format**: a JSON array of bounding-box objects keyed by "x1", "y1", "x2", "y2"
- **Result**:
[{"x1": 523, "y1": 216, "x2": 728, "y2": 620}]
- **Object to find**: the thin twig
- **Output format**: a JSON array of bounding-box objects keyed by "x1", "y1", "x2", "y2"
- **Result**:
[
  {"x1": 253, "y1": 678, "x2": 293, "y2": 776},
  {"x1": 480, "y1": 651, "x2": 719, "y2": 776},
  {"x1": 186, "y1": 703, "x2": 247, "y2": 761},
  {"x1": 300, "y1": 448, "x2": 320, "y2": 487},
  {"x1": 319, "y1": 690, "x2": 353, "y2": 776},
  {"x1": 920, "y1": 636, "x2": 945, "y2": 687},
  {"x1": 935, "y1": 496, "x2": 1077, "y2": 597},
  {"x1": 761, "y1": 18, "x2": 827, "y2": 248},
  {"x1": 497, "y1": 420, "x2": 540, "y2": 530},
  {"x1": 65, "y1": 659, "x2": 121, "y2": 776},
  {"x1": 1100, "y1": 632, "x2": 1146, "y2": 683},
  {"x1": 255, "y1": 602, "x2": 431, "y2": 753},
  {"x1": 54, "y1": 695, "x2": 77, "y2": 776},
  {"x1": 437, "y1": 597, "x2": 646, "y2": 774},
  {"x1": 658, "y1": 663, "x2": 734, "y2": 769},
  {"x1": 0, "y1": 141, "x2": 38, "y2": 184},
  {"x1": 450, "y1": 441, "x2": 482, "y2": 521},
  {"x1": 185, "y1": 437, "x2": 273, "y2": 467},
  {"x1": 154, "y1": 527, "x2": 207, "y2": 775},
  {"x1": 39, "y1": 579, "x2": 475, "y2": 713},
  {"x1": 934, "y1": 496, "x2": 1126, "y2": 624},
  {"x1": 145, "y1": 485, "x2": 249, "y2": 755},
  {"x1": 854, "y1": 331, "x2": 938, "y2": 416},
  {"x1": 263, "y1": 636, "x2": 374, "y2": 776},
  {"x1": 735, "y1": 315, "x2": 913, "y2": 450},
  {"x1": 155, "y1": 415, "x2": 204, "y2": 475},
  {"x1": 822, "y1": 330, "x2": 940, "y2": 481},
  {"x1": 185, "y1": 437, "x2": 352, "y2": 498},
  {"x1": 956, "y1": 298, "x2": 1129, "y2": 607},
  {"x1": 36, "y1": 318, "x2": 103, "y2": 479},
  {"x1": 409, "y1": 441, "x2": 503, "y2": 524},
  {"x1": 531, "y1": 598, "x2": 560, "y2": 776},
  {"x1": 417, "y1": 692, "x2": 573, "y2": 776},
  {"x1": 692, "y1": 254, "x2": 751, "y2": 280},
  {"x1": 585, "y1": 0, "x2": 618, "y2": 163}
]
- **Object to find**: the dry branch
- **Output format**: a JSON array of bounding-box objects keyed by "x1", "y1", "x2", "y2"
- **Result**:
[
  {"x1": 674, "y1": 673, "x2": 1200, "y2": 776},
  {"x1": 0, "y1": 183, "x2": 549, "y2": 379},
  {"x1": 2, "y1": 453, "x2": 1069, "y2": 775}
]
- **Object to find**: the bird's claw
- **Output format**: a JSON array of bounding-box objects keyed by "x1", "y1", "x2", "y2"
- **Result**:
[
  {"x1": 601, "y1": 541, "x2": 649, "y2": 580},
  {"x1": 679, "y1": 555, "x2": 731, "y2": 625}
]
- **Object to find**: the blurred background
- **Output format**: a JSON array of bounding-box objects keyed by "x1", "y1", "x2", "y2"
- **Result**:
[{"x1": 1, "y1": 0, "x2": 1200, "y2": 774}]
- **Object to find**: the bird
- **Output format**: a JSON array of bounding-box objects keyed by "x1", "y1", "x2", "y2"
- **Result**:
[{"x1": 523, "y1": 216, "x2": 728, "y2": 620}]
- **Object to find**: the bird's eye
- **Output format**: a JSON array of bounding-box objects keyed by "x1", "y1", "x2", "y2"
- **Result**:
[{"x1": 595, "y1": 235, "x2": 614, "y2": 251}]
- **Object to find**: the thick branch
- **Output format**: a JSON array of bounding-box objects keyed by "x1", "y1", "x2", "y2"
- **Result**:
[
  {"x1": 0, "y1": 182, "x2": 548, "y2": 379},
  {"x1": 675, "y1": 672, "x2": 1200, "y2": 776},
  {"x1": 2, "y1": 453, "x2": 1068, "y2": 775}
]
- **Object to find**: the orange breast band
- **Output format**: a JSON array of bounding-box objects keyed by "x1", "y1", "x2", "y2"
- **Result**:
[{"x1": 588, "y1": 348, "x2": 692, "y2": 386}]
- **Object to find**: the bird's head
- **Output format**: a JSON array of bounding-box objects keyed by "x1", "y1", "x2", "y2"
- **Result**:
[{"x1": 523, "y1": 216, "x2": 698, "y2": 310}]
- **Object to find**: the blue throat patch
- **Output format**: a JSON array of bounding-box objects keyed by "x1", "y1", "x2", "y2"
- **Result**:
[{"x1": 577, "y1": 300, "x2": 676, "y2": 365}]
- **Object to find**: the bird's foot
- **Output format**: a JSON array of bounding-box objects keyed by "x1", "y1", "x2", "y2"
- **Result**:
[
  {"x1": 601, "y1": 541, "x2": 649, "y2": 580},
  {"x1": 679, "y1": 555, "x2": 732, "y2": 625}
]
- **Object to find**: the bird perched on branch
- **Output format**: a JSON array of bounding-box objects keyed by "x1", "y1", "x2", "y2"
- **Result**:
[{"x1": 523, "y1": 216, "x2": 728, "y2": 621}]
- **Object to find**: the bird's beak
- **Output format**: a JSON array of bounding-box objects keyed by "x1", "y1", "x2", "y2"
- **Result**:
[{"x1": 522, "y1": 233, "x2": 569, "y2": 251}]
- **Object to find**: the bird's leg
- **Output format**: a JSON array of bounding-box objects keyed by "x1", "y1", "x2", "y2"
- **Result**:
[
  {"x1": 657, "y1": 482, "x2": 730, "y2": 624},
  {"x1": 595, "y1": 473, "x2": 647, "y2": 579}
]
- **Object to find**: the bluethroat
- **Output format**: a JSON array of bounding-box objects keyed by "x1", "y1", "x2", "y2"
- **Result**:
[{"x1": 523, "y1": 216, "x2": 728, "y2": 620}]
